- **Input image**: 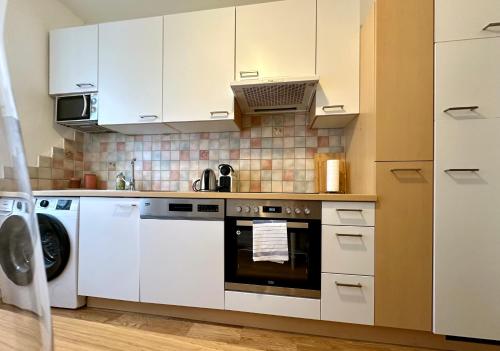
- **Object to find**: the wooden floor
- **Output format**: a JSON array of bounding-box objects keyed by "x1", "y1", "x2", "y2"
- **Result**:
[{"x1": 49, "y1": 307, "x2": 433, "y2": 351}]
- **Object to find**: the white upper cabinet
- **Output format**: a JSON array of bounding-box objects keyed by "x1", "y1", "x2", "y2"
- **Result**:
[
  {"x1": 98, "y1": 17, "x2": 163, "y2": 126},
  {"x1": 163, "y1": 7, "x2": 239, "y2": 132},
  {"x1": 435, "y1": 0, "x2": 500, "y2": 42},
  {"x1": 435, "y1": 38, "x2": 500, "y2": 121},
  {"x1": 49, "y1": 25, "x2": 98, "y2": 95},
  {"x1": 313, "y1": 0, "x2": 360, "y2": 127},
  {"x1": 235, "y1": 0, "x2": 316, "y2": 80}
]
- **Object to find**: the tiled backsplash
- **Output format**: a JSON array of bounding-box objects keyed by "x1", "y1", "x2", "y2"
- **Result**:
[{"x1": 84, "y1": 114, "x2": 344, "y2": 193}]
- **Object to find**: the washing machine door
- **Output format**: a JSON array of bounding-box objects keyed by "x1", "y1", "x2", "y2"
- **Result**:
[
  {"x1": 37, "y1": 214, "x2": 70, "y2": 282},
  {"x1": 0, "y1": 215, "x2": 34, "y2": 286}
]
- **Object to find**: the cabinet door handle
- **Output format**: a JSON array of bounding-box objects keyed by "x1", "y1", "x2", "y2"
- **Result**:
[
  {"x1": 336, "y1": 233, "x2": 363, "y2": 238},
  {"x1": 76, "y1": 83, "x2": 95, "y2": 88},
  {"x1": 117, "y1": 203, "x2": 137, "y2": 207},
  {"x1": 210, "y1": 111, "x2": 230, "y2": 119},
  {"x1": 390, "y1": 168, "x2": 422, "y2": 173},
  {"x1": 443, "y1": 106, "x2": 478, "y2": 113},
  {"x1": 336, "y1": 208, "x2": 363, "y2": 212},
  {"x1": 483, "y1": 22, "x2": 500, "y2": 31},
  {"x1": 335, "y1": 281, "x2": 362, "y2": 288},
  {"x1": 322, "y1": 105, "x2": 345, "y2": 112},
  {"x1": 240, "y1": 70, "x2": 259, "y2": 79},
  {"x1": 81, "y1": 95, "x2": 88, "y2": 117},
  {"x1": 444, "y1": 168, "x2": 480, "y2": 173},
  {"x1": 139, "y1": 115, "x2": 159, "y2": 120}
]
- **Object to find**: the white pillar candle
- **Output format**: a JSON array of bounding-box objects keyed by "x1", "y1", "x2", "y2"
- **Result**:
[{"x1": 326, "y1": 159, "x2": 340, "y2": 193}]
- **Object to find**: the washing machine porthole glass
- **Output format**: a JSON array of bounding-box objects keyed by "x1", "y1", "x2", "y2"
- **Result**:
[
  {"x1": 0, "y1": 215, "x2": 34, "y2": 286},
  {"x1": 37, "y1": 213, "x2": 71, "y2": 282}
]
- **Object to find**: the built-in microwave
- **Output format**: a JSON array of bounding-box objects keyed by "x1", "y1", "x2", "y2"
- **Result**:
[{"x1": 55, "y1": 93, "x2": 106, "y2": 132}]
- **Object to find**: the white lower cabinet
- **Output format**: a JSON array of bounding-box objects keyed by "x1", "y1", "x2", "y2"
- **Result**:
[
  {"x1": 139, "y1": 219, "x2": 225, "y2": 310},
  {"x1": 78, "y1": 198, "x2": 140, "y2": 302},
  {"x1": 322, "y1": 202, "x2": 375, "y2": 227},
  {"x1": 321, "y1": 273, "x2": 374, "y2": 325},
  {"x1": 225, "y1": 291, "x2": 320, "y2": 320},
  {"x1": 322, "y1": 225, "x2": 374, "y2": 276}
]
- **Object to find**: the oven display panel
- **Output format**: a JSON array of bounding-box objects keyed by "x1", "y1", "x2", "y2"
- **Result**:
[{"x1": 262, "y1": 206, "x2": 282, "y2": 214}]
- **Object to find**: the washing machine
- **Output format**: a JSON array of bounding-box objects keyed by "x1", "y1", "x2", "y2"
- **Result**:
[
  {"x1": 35, "y1": 197, "x2": 86, "y2": 309},
  {"x1": 0, "y1": 197, "x2": 37, "y2": 311}
]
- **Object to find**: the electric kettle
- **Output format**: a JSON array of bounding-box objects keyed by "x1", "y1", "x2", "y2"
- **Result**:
[{"x1": 192, "y1": 168, "x2": 218, "y2": 192}]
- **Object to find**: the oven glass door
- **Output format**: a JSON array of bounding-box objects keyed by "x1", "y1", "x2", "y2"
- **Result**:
[
  {"x1": 225, "y1": 219, "x2": 321, "y2": 291},
  {"x1": 56, "y1": 95, "x2": 91, "y2": 122}
]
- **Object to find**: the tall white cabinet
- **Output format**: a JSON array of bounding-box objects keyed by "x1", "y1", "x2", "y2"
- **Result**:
[
  {"x1": 49, "y1": 25, "x2": 98, "y2": 95},
  {"x1": 98, "y1": 17, "x2": 174, "y2": 134},
  {"x1": 235, "y1": 0, "x2": 316, "y2": 80},
  {"x1": 163, "y1": 7, "x2": 239, "y2": 133},
  {"x1": 434, "y1": 0, "x2": 500, "y2": 341}
]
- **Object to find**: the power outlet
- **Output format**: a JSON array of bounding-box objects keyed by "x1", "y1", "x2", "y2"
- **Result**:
[{"x1": 272, "y1": 127, "x2": 283, "y2": 137}]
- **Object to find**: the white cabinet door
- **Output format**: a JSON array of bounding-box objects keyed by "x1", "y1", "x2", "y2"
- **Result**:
[
  {"x1": 315, "y1": 0, "x2": 360, "y2": 117},
  {"x1": 49, "y1": 25, "x2": 98, "y2": 95},
  {"x1": 434, "y1": 118, "x2": 500, "y2": 340},
  {"x1": 235, "y1": 0, "x2": 316, "y2": 80},
  {"x1": 164, "y1": 8, "x2": 236, "y2": 128},
  {"x1": 322, "y1": 225, "x2": 374, "y2": 276},
  {"x1": 435, "y1": 38, "x2": 500, "y2": 121},
  {"x1": 140, "y1": 219, "x2": 224, "y2": 310},
  {"x1": 98, "y1": 17, "x2": 163, "y2": 126},
  {"x1": 321, "y1": 273, "x2": 374, "y2": 325},
  {"x1": 435, "y1": 0, "x2": 500, "y2": 42},
  {"x1": 78, "y1": 197, "x2": 140, "y2": 302}
]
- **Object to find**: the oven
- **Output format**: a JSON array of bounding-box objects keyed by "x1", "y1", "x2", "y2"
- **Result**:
[{"x1": 225, "y1": 199, "x2": 321, "y2": 299}]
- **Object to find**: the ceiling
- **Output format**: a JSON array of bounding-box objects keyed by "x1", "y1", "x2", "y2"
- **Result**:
[{"x1": 58, "y1": 0, "x2": 282, "y2": 24}]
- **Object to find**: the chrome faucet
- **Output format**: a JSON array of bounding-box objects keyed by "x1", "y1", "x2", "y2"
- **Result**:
[{"x1": 129, "y1": 158, "x2": 136, "y2": 191}]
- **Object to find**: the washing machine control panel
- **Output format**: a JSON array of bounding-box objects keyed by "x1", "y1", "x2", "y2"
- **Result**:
[
  {"x1": 0, "y1": 199, "x2": 14, "y2": 212},
  {"x1": 36, "y1": 198, "x2": 78, "y2": 211}
]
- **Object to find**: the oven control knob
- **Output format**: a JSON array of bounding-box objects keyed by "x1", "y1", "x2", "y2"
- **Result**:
[
  {"x1": 243, "y1": 206, "x2": 251, "y2": 213},
  {"x1": 235, "y1": 206, "x2": 242, "y2": 213},
  {"x1": 285, "y1": 207, "x2": 292, "y2": 214},
  {"x1": 294, "y1": 208, "x2": 302, "y2": 215},
  {"x1": 253, "y1": 206, "x2": 259, "y2": 214},
  {"x1": 304, "y1": 208, "x2": 311, "y2": 215}
]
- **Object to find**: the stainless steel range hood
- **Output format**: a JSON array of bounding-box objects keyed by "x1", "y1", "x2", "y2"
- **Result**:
[{"x1": 231, "y1": 76, "x2": 319, "y2": 115}]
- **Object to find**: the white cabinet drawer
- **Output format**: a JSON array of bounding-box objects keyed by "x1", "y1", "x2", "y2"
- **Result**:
[
  {"x1": 435, "y1": 38, "x2": 500, "y2": 121},
  {"x1": 322, "y1": 226, "x2": 374, "y2": 276},
  {"x1": 322, "y1": 202, "x2": 375, "y2": 227},
  {"x1": 321, "y1": 273, "x2": 374, "y2": 325},
  {"x1": 435, "y1": 0, "x2": 500, "y2": 42},
  {"x1": 225, "y1": 291, "x2": 320, "y2": 320}
]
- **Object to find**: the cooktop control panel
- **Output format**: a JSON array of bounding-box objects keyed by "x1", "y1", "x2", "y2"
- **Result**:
[{"x1": 226, "y1": 199, "x2": 321, "y2": 220}]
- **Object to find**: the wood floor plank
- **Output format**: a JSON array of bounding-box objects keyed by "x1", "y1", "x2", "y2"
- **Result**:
[{"x1": 50, "y1": 307, "x2": 433, "y2": 351}]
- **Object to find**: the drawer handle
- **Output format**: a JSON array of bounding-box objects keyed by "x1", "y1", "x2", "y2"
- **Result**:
[
  {"x1": 483, "y1": 22, "x2": 500, "y2": 31},
  {"x1": 390, "y1": 168, "x2": 421, "y2": 173},
  {"x1": 443, "y1": 106, "x2": 478, "y2": 113},
  {"x1": 76, "y1": 83, "x2": 95, "y2": 88},
  {"x1": 336, "y1": 209, "x2": 363, "y2": 212},
  {"x1": 139, "y1": 115, "x2": 159, "y2": 120},
  {"x1": 322, "y1": 105, "x2": 345, "y2": 112},
  {"x1": 444, "y1": 168, "x2": 480, "y2": 173},
  {"x1": 335, "y1": 281, "x2": 362, "y2": 288},
  {"x1": 336, "y1": 233, "x2": 363, "y2": 238},
  {"x1": 210, "y1": 111, "x2": 230, "y2": 119},
  {"x1": 117, "y1": 203, "x2": 137, "y2": 207},
  {"x1": 240, "y1": 70, "x2": 259, "y2": 79}
]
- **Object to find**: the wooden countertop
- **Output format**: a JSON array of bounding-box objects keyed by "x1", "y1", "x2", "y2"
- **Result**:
[{"x1": 32, "y1": 190, "x2": 376, "y2": 202}]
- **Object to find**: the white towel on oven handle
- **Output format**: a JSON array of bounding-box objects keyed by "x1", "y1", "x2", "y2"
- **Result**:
[{"x1": 252, "y1": 220, "x2": 289, "y2": 263}]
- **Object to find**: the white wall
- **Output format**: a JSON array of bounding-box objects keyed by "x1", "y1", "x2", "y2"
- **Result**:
[{"x1": 4, "y1": 0, "x2": 83, "y2": 166}]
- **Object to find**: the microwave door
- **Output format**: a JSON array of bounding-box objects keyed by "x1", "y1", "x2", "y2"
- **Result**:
[{"x1": 56, "y1": 95, "x2": 89, "y2": 122}]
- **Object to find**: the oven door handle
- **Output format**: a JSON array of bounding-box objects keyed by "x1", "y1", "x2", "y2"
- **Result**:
[{"x1": 235, "y1": 220, "x2": 309, "y2": 229}]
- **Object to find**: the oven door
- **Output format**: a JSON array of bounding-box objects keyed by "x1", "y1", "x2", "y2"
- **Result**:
[
  {"x1": 55, "y1": 94, "x2": 93, "y2": 124},
  {"x1": 225, "y1": 218, "x2": 321, "y2": 298}
]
